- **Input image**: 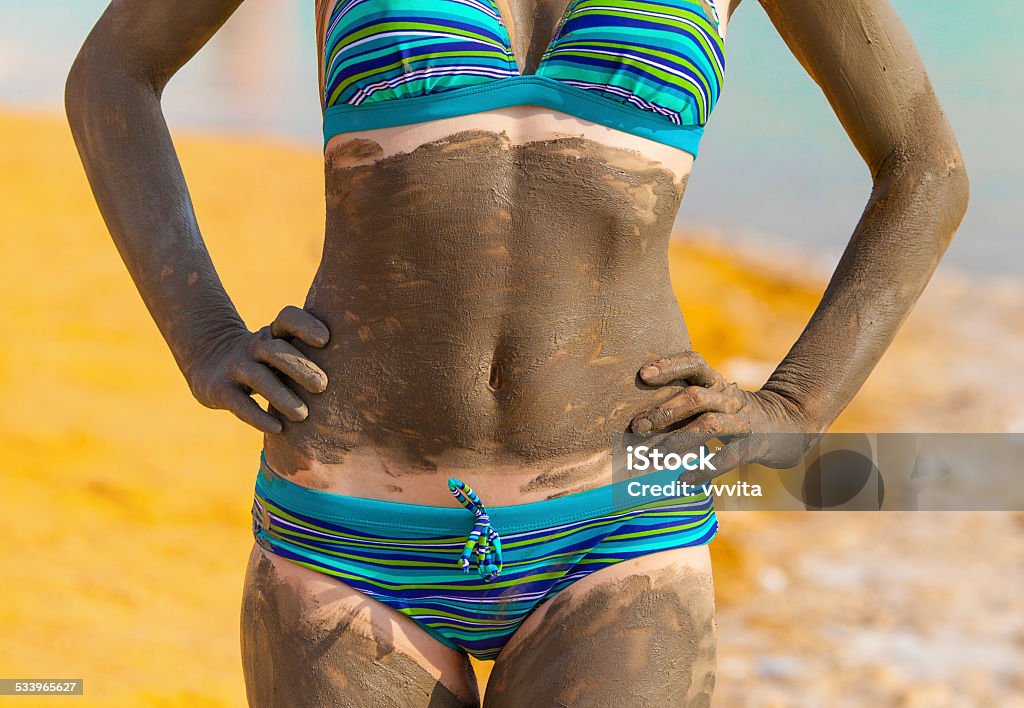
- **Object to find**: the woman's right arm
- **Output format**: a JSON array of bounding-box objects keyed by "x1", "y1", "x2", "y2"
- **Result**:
[{"x1": 66, "y1": 0, "x2": 329, "y2": 433}]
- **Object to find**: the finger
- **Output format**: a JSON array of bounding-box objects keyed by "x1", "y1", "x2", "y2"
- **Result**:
[
  {"x1": 220, "y1": 387, "x2": 283, "y2": 434},
  {"x1": 631, "y1": 386, "x2": 743, "y2": 434},
  {"x1": 656, "y1": 412, "x2": 751, "y2": 455},
  {"x1": 232, "y1": 361, "x2": 309, "y2": 423},
  {"x1": 654, "y1": 427, "x2": 722, "y2": 461},
  {"x1": 677, "y1": 436, "x2": 757, "y2": 485},
  {"x1": 253, "y1": 338, "x2": 328, "y2": 393},
  {"x1": 271, "y1": 306, "x2": 330, "y2": 348},
  {"x1": 639, "y1": 351, "x2": 720, "y2": 388},
  {"x1": 677, "y1": 411, "x2": 752, "y2": 438}
]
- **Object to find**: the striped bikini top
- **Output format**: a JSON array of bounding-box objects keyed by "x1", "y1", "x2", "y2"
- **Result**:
[{"x1": 322, "y1": 0, "x2": 726, "y2": 157}]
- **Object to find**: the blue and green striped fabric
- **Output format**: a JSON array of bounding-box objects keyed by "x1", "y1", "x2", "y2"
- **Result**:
[
  {"x1": 322, "y1": 0, "x2": 726, "y2": 156},
  {"x1": 252, "y1": 455, "x2": 718, "y2": 660}
]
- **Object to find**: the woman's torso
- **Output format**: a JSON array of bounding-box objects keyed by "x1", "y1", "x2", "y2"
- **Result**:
[{"x1": 262, "y1": 0, "x2": 731, "y2": 505}]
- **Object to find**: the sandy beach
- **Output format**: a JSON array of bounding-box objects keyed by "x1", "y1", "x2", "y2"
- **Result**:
[{"x1": 1, "y1": 110, "x2": 1020, "y2": 706}]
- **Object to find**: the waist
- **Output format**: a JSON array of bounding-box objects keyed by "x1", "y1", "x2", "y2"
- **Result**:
[
  {"x1": 290, "y1": 122, "x2": 693, "y2": 502},
  {"x1": 260, "y1": 445, "x2": 615, "y2": 507},
  {"x1": 263, "y1": 336, "x2": 687, "y2": 506},
  {"x1": 255, "y1": 450, "x2": 713, "y2": 527},
  {"x1": 273, "y1": 278, "x2": 690, "y2": 481}
]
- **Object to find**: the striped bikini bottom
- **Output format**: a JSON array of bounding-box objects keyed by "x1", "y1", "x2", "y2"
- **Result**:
[{"x1": 251, "y1": 454, "x2": 718, "y2": 661}]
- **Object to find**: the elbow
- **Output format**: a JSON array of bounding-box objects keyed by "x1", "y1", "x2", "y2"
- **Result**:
[
  {"x1": 65, "y1": 48, "x2": 94, "y2": 128},
  {"x1": 65, "y1": 39, "x2": 112, "y2": 131},
  {"x1": 876, "y1": 140, "x2": 970, "y2": 251},
  {"x1": 925, "y1": 145, "x2": 970, "y2": 247},
  {"x1": 65, "y1": 37, "x2": 157, "y2": 134},
  {"x1": 944, "y1": 151, "x2": 970, "y2": 235},
  {"x1": 64, "y1": 46, "x2": 136, "y2": 161},
  {"x1": 65, "y1": 49, "x2": 88, "y2": 127}
]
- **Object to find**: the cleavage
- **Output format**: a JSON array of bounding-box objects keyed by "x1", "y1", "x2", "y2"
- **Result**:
[{"x1": 493, "y1": 0, "x2": 576, "y2": 75}]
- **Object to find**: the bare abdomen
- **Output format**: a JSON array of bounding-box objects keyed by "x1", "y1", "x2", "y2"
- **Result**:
[{"x1": 272, "y1": 130, "x2": 690, "y2": 475}]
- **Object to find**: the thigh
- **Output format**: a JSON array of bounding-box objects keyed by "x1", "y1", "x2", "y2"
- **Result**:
[
  {"x1": 240, "y1": 544, "x2": 480, "y2": 708},
  {"x1": 484, "y1": 545, "x2": 717, "y2": 708}
]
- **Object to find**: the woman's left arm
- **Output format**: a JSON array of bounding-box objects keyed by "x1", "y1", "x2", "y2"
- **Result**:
[{"x1": 631, "y1": 0, "x2": 969, "y2": 477}]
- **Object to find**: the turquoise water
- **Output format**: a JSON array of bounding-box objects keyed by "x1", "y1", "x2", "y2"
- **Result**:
[{"x1": 0, "y1": 1, "x2": 1017, "y2": 276}]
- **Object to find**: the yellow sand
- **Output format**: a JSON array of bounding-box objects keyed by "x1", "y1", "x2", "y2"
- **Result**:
[{"x1": 0, "y1": 110, "x2": 927, "y2": 705}]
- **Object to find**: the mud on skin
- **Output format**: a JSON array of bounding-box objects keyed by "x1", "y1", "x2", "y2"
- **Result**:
[
  {"x1": 492, "y1": 0, "x2": 574, "y2": 74},
  {"x1": 484, "y1": 567, "x2": 717, "y2": 707},
  {"x1": 269, "y1": 131, "x2": 692, "y2": 474},
  {"x1": 241, "y1": 549, "x2": 477, "y2": 708}
]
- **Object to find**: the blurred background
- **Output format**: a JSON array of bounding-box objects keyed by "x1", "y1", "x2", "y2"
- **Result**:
[{"x1": 0, "y1": 1, "x2": 1021, "y2": 706}]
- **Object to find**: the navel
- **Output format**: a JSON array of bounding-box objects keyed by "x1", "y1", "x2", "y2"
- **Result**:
[{"x1": 488, "y1": 360, "x2": 505, "y2": 393}]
